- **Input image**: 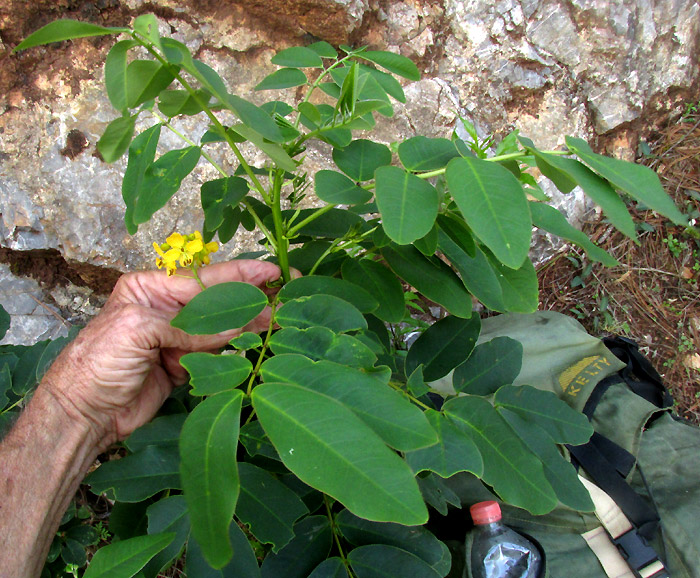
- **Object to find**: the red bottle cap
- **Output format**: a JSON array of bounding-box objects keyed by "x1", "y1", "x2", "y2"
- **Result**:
[{"x1": 470, "y1": 501, "x2": 502, "y2": 525}]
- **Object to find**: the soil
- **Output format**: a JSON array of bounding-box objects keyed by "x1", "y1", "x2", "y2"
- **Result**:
[{"x1": 0, "y1": 247, "x2": 122, "y2": 295}]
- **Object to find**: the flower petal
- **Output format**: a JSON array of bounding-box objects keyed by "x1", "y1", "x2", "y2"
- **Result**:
[{"x1": 166, "y1": 232, "x2": 185, "y2": 248}]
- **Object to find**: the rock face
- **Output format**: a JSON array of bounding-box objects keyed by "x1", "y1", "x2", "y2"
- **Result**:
[{"x1": 0, "y1": 0, "x2": 698, "y2": 342}]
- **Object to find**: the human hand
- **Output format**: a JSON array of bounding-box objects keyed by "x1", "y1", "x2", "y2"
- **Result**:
[{"x1": 40, "y1": 260, "x2": 282, "y2": 450}]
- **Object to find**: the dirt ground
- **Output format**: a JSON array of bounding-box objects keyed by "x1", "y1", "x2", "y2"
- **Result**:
[{"x1": 538, "y1": 107, "x2": 700, "y2": 422}]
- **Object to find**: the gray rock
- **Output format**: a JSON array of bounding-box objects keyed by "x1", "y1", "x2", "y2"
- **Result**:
[
  {"x1": 0, "y1": 265, "x2": 69, "y2": 345},
  {"x1": 1, "y1": 0, "x2": 698, "y2": 346}
]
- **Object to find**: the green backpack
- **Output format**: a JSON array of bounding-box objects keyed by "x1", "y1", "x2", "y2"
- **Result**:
[{"x1": 434, "y1": 311, "x2": 700, "y2": 578}]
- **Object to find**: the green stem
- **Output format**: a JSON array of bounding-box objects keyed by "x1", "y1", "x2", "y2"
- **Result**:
[
  {"x1": 0, "y1": 397, "x2": 24, "y2": 415},
  {"x1": 386, "y1": 380, "x2": 433, "y2": 411},
  {"x1": 357, "y1": 149, "x2": 572, "y2": 192},
  {"x1": 132, "y1": 31, "x2": 271, "y2": 205},
  {"x1": 323, "y1": 495, "x2": 356, "y2": 578},
  {"x1": 152, "y1": 111, "x2": 277, "y2": 250},
  {"x1": 286, "y1": 203, "x2": 337, "y2": 237},
  {"x1": 294, "y1": 55, "x2": 354, "y2": 130},
  {"x1": 190, "y1": 266, "x2": 207, "y2": 290},
  {"x1": 270, "y1": 170, "x2": 291, "y2": 283},
  {"x1": 246, "y1": 298, "x2": 279, "y2": 396}
]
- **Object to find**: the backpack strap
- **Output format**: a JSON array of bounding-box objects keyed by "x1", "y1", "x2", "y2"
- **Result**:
[{"x1": 579, "y1": 476, "x2": 669, "y2": 578}]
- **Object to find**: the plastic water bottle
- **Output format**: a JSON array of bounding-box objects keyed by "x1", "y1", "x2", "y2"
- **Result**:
[{"x1": 468, "y1": 501, "x2": 542, "y2": 578}]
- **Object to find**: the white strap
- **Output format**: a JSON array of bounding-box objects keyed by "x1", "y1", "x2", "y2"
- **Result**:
[
  {"x1": 581, "y1": 526, "x2": 634, "y2": 578},
  {"x1": 578, "y1": 476, "x2": 667, "y2": 578}
]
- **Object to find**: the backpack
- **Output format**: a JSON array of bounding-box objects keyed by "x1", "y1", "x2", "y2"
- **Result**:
[{"x1": 432, "y1": 311, "x2": 700, "y2": 578}]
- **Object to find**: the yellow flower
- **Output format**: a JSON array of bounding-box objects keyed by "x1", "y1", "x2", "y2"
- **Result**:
[{"x1": 154, "y1": 231, "x2": 220, "y2": 276}]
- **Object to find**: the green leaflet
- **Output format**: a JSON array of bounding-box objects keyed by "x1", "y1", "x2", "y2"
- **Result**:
[
  {"x1": 381, "y1": 245, "x2": 472, "y2": 318},
  {"x1": 485, "y1": 250, "x2": 539, "y2": 313},
  {"x1": 308, "y1": 41, "x2": 338, "y2": 59},
  {"x1": 530, "y1": 201, "x2": 619, "y2": 266},
  {"x1": 271, "y1": 46, "x2": 324, "y2": 68},
  {"x1": 308, "y1": 558, "x2": 349, "y2": 578},
  {"x1": 82, "y1": 533, "x2": 175, "y2": 578},
  {"x1": 0, "y1": 304, "x2": 9, "y2": 340},
  {"x1": 86, "y1": 445, "x2": 181, "y2": 502},
  {"x1": 143, "y1": 496, "x2": 191, "y2": 578},
  {"x1": 186, "y1": 523, "x2": 261, "y2": 578},
  {"x1": 260, "y1": 516, "x2": 332, "y2": 578},
  {"x1": 158, "y1": 89, "x2": 211, "y2": 117},
  {"x1": 337, "y1": 509, "x2": 452, "y2": 576},
  {"x1": 98, "y1": 115, "x2": 136, "y2": 163},
  {"x1": 499, "y1": 409, "x2": 595, "y2": 512},
  {"x1": 255, "y1": 68, "x2": 308, "y2": 90},
  {"x1": 314, "y1": 170, "x2": 373, "y2": 205},
  {"x1": 171, "y1": 282, "x2": 268, "y2": 335},
  {"x1": 374, "y1": 166, "x2": 439, "y2": 245},
  {"x1": 332, "y1": 139, "x2": 392, "y2": 181},
  {"x1": 105, "y1": 39, "x2": 138, "y2": 113},
  {"x1": 348, "y1": 544, "x2": 441, "y2": 578},
  {"x1": 341, "y1": 258, "x2": 405, "y2": 323},
  {"x1": 201, "y1": 176, "x2": 249, "y2": 232},
  {"x1": 275, "y1": 295, "x2": 367, "y2": 333},
  {"x1": 180, "y1": 390, "x2": 243, "y2": 569},
  {"x1": 122, "y1": 124, "x2": 162, "y2": 234},
  {"x1": 446, "y1": 157, "x2": 532, "y2": 269},
  {"x1": 494, "y1": 384, "x2": 593, "y2": 445},
  {"x1": 133, "y1": 146, "x2": 201, "y2": 224},
  {"x1": 236, "y1": 462, "x2": 309, "y2": 552},
  {"x1": 252, "y1": 383, "x2": 428, "y2": 525},
  {"x1": 398, "y1": 136, "x2": 461, "y2": 171},
  {"x1": 405, "y1": 315, "x2": 481, "y2": 381},
  {"x1": 566, "y1": 136, "x2": 687, "y2": 226},
  {"x1": 124, "y1": 60, "x2": 175, "y2": 109},
  {"x1": 260, "y1": 355, "x2": 437, "y2": 451},
  {"x1": 444, "y1": 395, "x2": 558, "y2": 515},
  {"x1": 453, "y1": 336, "x2": 523, "y2": 395},
  {"x1": 404, "y1": 409, "x2": 483, "y2": 479},
  {"x1": 268, "y1": 327, "x2": 377, "y2": 369},
  {"x1": 279, "y1": 275, "x2": 379, "y2": 313},
  {"x1": 180, "y1": 352, "x2": 253, "y2": 395},
  {"x1": 437, "y1": 231, "x2": 506, "y2": 312},
  {"x1": 518, "y1": 135, "x2": 638, "y2": 240},
  {"x1": 125, "y1": 414, "x2": 186, "y2": 453},
  {"x1": 358, "y1": 50, "x2": 421, "y2": 81},
  {"x1": 14, "y1": 19, "x2": 128, "y2": 52}
]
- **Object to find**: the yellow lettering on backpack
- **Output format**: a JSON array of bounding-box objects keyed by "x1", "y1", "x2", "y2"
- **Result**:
[{"x1": 559, "y1": 355, "x2": 614, "y2": 398}]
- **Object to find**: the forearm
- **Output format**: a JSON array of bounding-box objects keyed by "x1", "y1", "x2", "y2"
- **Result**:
[{"x1": 0, "y1": 384, "x2": 101, "y2": 578}]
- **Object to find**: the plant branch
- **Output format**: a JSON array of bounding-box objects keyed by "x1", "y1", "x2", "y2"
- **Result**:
[
  {"x1": 323, "y1": 495, "x2": 356, "y2": 578},
  {"x1": 150, "y1": 111, "x2": 277, "y2": 248},
  {"x1": 246, "y1": 298, "x2": 279, "y2": 396},
  {"x1": 132, "y1": 31, "x2": 271, "y2": 205},
  {"x1": 286, "y1": 203, "x2": 337, "y2": 237}
]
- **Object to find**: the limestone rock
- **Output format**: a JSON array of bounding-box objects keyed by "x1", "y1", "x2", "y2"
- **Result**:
[{"x1": 0, "y1": 0, "x2": 698, "y2": 346}]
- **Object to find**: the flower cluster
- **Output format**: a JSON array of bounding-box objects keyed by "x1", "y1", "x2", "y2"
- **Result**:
[{"x1": 153, "y1": 231, "x2": 219, "y2": 276}]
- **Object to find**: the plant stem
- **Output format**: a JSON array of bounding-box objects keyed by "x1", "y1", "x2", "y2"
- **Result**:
[
  {"x1": 323, "y1": 495, "x2": 356, "y2": 578},
  {"x1": 246, "y1": 298, "x2": 279, "y2": 396},
  {"x1": 358, "y1": 149, "x2": 572, "y2": 191},
  {"x1": 386, "y1": 380, "x2": 433, "y2": 411},
  {"x1": 286, "y1": 203, "x2": 337, "y2": 237},
  {"x1": 133, "y1": 32, "x2": 271, "y2": 204},
  {"x1": 294, "y1": 54, "x2": 353, "y2": 130},
  {"x1": 151, "y1": 107, "x2": 277, "y2": 249},
  {"x1": 270, "y1": 170, "x2": 291, "y2": 283}
]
